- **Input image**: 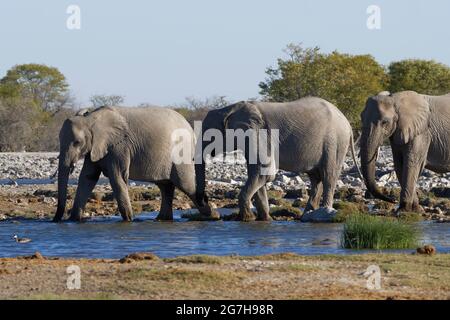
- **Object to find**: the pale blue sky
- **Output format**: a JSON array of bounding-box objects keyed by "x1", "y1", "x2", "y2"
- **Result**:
[{"x1": 0, "y1": 0, "x2": 449, "y2": 106}]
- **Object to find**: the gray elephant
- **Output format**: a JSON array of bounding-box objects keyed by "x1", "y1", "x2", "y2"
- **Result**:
[
  {"x1": 195, "y1": 98, "x2": 358, "y2": 221},
  {"x1": 360, "y1": 90, "x2": 450, "y2": 212},
  {"x1": 53, "y1": 106, "x2": 215, "y2": 222}
]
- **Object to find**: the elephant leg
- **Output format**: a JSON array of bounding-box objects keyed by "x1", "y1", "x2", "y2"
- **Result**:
[
  {"x1": 252, "y1": 185, "x2": 272, "y2": 221},
  {"x1": 305, "y1": 171, "x2": 323, "y2": 212},
  {"x1": 155, "y1": 182, "x2": 175, "y2": 221},
  {"x1": 321, "y1": 156, "x2": 341, "y2": 209},
  {"x1": 392, "y1": 146, "x2": 423, "y2": 213},
  {"x1": 175, "y1": 168, "x2": 219, "y2": 219},
  {"x1": 69, "y1": 160, "x2": 101, "y2": 221},
  {"x1": 392, "y1": 146, "x2": 404, "y2": 195},
  {"x1": 238, "y1": 169, "x2": 267, "y2": 221},
  {"x1": 108, "y1": 162, "x2": 133, "y2": 222},
  {"x1": 399, "y1": 136, "x2": 429, "y2": 212}
]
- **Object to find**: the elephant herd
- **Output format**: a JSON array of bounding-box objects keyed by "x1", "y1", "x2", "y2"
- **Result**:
[{"x1": 52, "y1": 90, "x2": 450, "y2": 223}]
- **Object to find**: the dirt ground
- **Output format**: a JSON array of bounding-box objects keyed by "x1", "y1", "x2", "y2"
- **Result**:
[{"x1": 0, "y1": 253, "x2": 449, "y2": 300}]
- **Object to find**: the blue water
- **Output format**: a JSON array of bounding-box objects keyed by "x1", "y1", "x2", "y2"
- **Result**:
[{"x1": 1, "y1": 209, "x2": 449, "y2": 259}]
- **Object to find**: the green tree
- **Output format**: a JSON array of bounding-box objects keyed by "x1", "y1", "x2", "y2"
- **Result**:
[
  {"x1": 0, "y1": 64, "x2": 69, "y2": 112},
  {"x1": 259, "y1": 44, "x2": 388, "y2": 127},
  {"x1": 388, "y1": 59, "x2": 450, "y2": 95}
]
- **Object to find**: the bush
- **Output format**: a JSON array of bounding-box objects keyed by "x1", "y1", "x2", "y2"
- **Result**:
[
  {"x1": 341, "y1": 214, "x2": 419, "y2": 249},
  {"x1": 388, "y1": 59, "x2": 450, "y2": 95},
  {"x1": 259, "y1": 44, "x2": 388, "y2": 127}
]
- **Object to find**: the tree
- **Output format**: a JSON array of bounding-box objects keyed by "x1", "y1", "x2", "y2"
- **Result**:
[
  {"x1": 172, "y1": 95, "x2": 230, "y2": 126},
  {"x1": 90, "y1": 94, "x2": 125, "y2": 108},
  {"x1": 388, "y1": 59, "x2": 450, "y2": 95},
  {"x1": 0, "y1": 96, "x2": 39, "y2": 151},
  {"x1": 0, "y1": 64, "x2": 70, "y2": 112},
  {"x1": 259, "y1": 44, "x2": 388, "y2": 127}
]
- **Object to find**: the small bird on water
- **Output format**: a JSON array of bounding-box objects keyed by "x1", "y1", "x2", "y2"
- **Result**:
[{"x1": 12, "y1": 234, "x2": 32, "y2": 243}]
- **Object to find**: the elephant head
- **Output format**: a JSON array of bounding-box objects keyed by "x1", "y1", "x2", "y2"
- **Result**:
[
  {"x1": 195, "y1": 101, "x2": 264, "y2": 206},
  {"x1": 360, "y1": 91, "x2": 430, "y2": 202},
  {"x1": 53, "y1": 107, "x2": 128, "y2": 222}
]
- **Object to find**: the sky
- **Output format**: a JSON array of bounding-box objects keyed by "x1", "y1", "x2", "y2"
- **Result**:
[{"x1": 0, "y1": 0, "x2": 449, "y2": 107}]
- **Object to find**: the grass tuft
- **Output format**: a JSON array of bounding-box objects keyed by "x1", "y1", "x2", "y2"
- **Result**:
[
  {"x1": 341, "y1": 214, "x2": 419, "y2": 249},
  {"x1": 332, "y1": 201, "x2": 367, "y2": 222}
]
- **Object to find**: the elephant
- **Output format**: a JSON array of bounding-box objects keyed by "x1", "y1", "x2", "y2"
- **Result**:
[
  {"x1": 360, "y1": 90, "x2": 450, "y2": 212},
  {"x1": 195, "y1": 98, "x2": 358, "y2": 221},
  {"x1": 53, "y1": 105, "x2": 215, "y2": 222}
]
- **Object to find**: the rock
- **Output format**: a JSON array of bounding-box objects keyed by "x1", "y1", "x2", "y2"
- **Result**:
[
  {"x1": 300, "y1": 207, "x2": 337, "y2": 223},
  {"x1": 43, "y1": 197, "x2": 56, "y2": 205},
  {"x1": 22, "y1": 252, "x2": 44, "y2": 260},
  {"x1": 284, "y1": 187, "x2": 308, "y2": 199},
  {"x1": 119, "y1": 252, "x2": 159, "y2": 263},
  {"x1": 33, "y1": 189, "x2": 58, "y2": 198},
  {"x1": 416, "y1": 245, "x2": 436, "y2": 255},
  {"x1": 430, "y1": 187, "x2": 450, "y2": 198},
  {"x1": 292, "y1": 199, "x2": 305, "y2": 208}
]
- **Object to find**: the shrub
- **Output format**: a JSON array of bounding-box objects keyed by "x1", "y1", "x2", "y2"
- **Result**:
[{"x1": 341, "y1": 214, "x2": 419, "y2": 249}]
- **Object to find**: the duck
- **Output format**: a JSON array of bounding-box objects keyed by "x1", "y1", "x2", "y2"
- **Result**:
[{"x1": 13, "y1": 234, "x2": 32, "y2": 243}]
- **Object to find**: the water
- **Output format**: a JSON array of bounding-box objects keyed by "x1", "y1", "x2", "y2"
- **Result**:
[{"x1": 1, "y1": 209, "x2": 449, "y2": 259}]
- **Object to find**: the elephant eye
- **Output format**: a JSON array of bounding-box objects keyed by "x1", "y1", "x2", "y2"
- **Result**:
[
  {"x1": 73, "y1": 140, "x2": 81, "y2": 147},
  {"x1": 381, "y1": 119, "x2": 389, "y2": 126}
]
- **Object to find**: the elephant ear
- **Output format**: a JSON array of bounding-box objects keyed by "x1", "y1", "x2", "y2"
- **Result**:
[
  {"x1": 393, "y1": 91, "x2": 430, "y2": 144},
  {"x1": 89, "y1": 107, "x2": 129, "y2": 162},
  {"x1": 223, "y1": 101, "x2": 264, "y2": 130}
]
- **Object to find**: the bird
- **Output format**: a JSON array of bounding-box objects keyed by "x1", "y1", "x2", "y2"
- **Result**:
[{"x1": 12, "y1": 234, "x2": 32, "y2": 243}]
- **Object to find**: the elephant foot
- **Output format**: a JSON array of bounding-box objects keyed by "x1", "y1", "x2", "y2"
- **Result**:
[
  {"x1": 198, "y1": 204, "x2": 220, "y2": 220},
  {"x1": 68, "y1": 215, "x2": 82, "y2": 222},
  {"x1": 238, "y1": 208, "x2": 256, "y2": 222},
  {"x1": 155, "y1": 211, "x2": 173, "y2": 221},
  {"x1": 412, "y1": 203, "x2": 425, "y2": 214},
  {"x1": 304, "y1": 203, "x2": 319, "y2": 213},
  {"x1": 397, "y1": 202, "x2": 424, "y2": 214},
  {"x1": 256, "y1": 213, "x2": 273, "y2": 221}
]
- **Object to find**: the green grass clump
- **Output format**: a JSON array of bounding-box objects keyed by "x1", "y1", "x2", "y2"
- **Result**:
[
  {"x1": 341, "y1": 214, "x2": 419, "y2": 249},
  {"x1": 332, "y1": 201, "x2": 367, "y2": 222},
  {"x1": 270, "y1": 205, "x2": 302, "y2": 220},
  {"x1": 397, "y1": 211, "x2": 423, "y2": 222},
  {"x1": 181, "y1": 212, "x2": 221, "y2": 221}
]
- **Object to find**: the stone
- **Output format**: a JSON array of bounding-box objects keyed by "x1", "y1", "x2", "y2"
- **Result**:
[
  {"x1": 300, "y1": 207, "x2": 337, "y2": 223},
  {"x1": 430, "y1": 187, "x2": 450, "y2": 198},
  {"x1": 284, "y1": 187, "x2": 308, "y2": 199}
]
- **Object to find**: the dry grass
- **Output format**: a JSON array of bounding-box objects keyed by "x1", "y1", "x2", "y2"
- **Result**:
[{"x1": 1, "y1": 253, "x2": 449, "y2": 300}]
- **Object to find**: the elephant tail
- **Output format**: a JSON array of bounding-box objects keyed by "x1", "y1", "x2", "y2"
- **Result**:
[{"x1": 350, "y1": 132, "x2": 364, "y2": 183}]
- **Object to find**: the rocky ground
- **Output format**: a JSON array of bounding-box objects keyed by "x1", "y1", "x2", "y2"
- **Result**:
[
  {"x1": 1, "y1": 148, "x2": 450, "y2": 221},
  {"x1": 0, "y1": 252, "x2": 449, "y2": 299},
  {"x1": 2, "y1": 147, "x2": 450, "y2": 189}
]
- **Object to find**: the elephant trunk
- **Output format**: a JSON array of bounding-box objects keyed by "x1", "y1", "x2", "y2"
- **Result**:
[
  {"x1": 53, "y1": 159, "x2": 71, "y2": 222},
  {"x1": 194, "y1": 139, "x2": 220, "y2": 219},
  {"x1": 360, "y1": 128, "x2": 395, "y2": 203}
]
